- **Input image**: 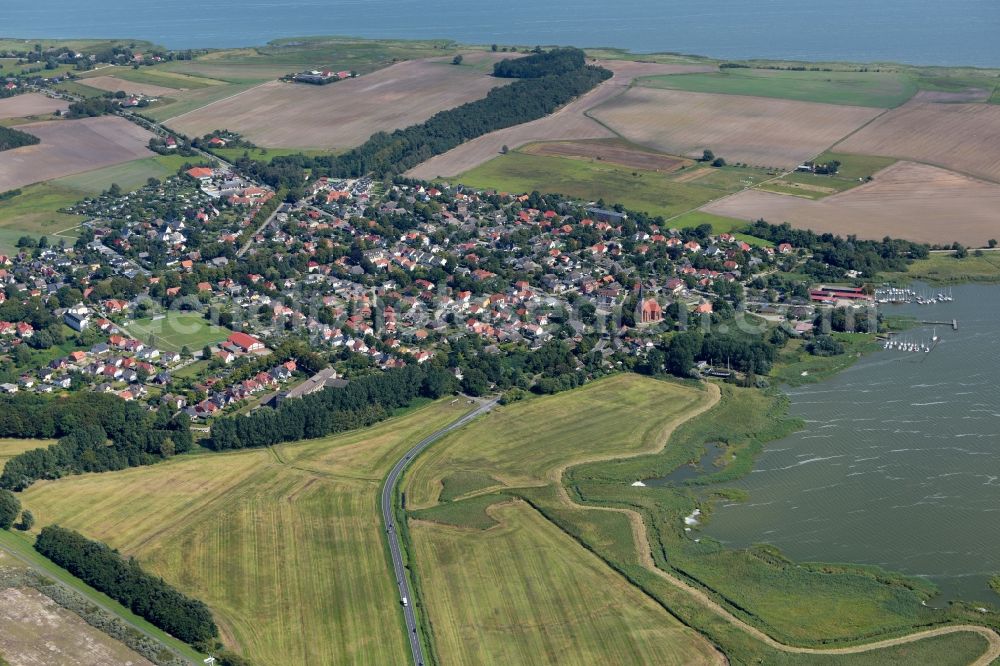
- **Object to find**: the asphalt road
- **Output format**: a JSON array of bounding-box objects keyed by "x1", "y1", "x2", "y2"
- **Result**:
[{"x1": 380, "y1": 397, "x2": 498, "y2": 666}]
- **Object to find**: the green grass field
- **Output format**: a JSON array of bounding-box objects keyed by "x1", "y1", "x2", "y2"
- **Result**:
[
  {"x1": 882, "y1": 252, "x2": 1000, "y2": 284},
  {"x1": 637, "y1": 69, "x2": 917, "y2": 108},
  {"x1": 210, "y1": 147, "x2": 326, "y2": 163},
  {"x1": 0, "y1": 439, "x2": 55, "y2": 467},
  {"x1": 456, "y1": 152, "x2": 771, "y2": 221},
  {"x1": 79, "y1": 66, "x2": 225, "y2": 90},
  {"x1": 20, "y1": 399, "x2": 471, "y2": 665},
  {"x1": 411, "y1": 500, "x2": 719, "y2": 665},
  {"x1": 122, "y1": 312, "x2": 233, "y2": 352},
  {"x1": 0, "y1": 183, "x2": 83, "y2": 252},
  {"x1": 668, "y1": 210, "x2": 748, "y2": 234},
  {"x1": 54, "y1": 155, "x2": 191, "y2": 195}
]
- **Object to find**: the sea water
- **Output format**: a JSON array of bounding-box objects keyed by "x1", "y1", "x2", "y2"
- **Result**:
[
  {"x1": 705, "y1": 284, "x2": 1000, "y2": 602},
  {"x1": 5, "y1": 0, "x2": 999, "y2": 67}
]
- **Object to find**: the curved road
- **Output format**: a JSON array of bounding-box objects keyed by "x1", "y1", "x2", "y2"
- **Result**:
[{"x1": 380, "y1": 397, "x2": 499, "y2": 666}]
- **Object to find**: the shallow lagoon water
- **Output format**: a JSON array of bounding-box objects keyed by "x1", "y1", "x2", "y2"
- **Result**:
[
  {"x1": 5, "y1": 0, "x2": 1000, "y2": 67},
  {"x1": 705, "y1": 284, "x2": 1000, "y2": 602}
]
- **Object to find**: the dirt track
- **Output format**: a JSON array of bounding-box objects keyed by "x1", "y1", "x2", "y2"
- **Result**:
[
  {"x1": 553, "y1": 382, "x2": 1000, "y2": 665},
  {"x1": 406, "y1": 61, "x2": 715, "y2": 179},
  {"x1": 701, "y1": 161, "x2": 1000, "y2": 246}
]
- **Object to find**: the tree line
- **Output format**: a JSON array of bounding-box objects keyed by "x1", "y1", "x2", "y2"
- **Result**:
[
  {"x1": 0, "y1": 393, "x2": 191, "y2": 491},
  {"x1": 208, "y1": 364, "x2": 434, "y2": 450},
  {"x1": 239, "y1": 49, "x2": 612, "y2": 186},
  {"x1": 0, "y1": 125, "x2": 40, "y2": 152},
  {"x1": 35, "y1": 526, "x2": 218, "y2": 646}
]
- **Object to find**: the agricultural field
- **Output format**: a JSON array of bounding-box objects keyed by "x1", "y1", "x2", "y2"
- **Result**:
[
  {"x1": 407, "y1": 60, "x2": 715, "y2": 179},
  {"x1": 636, "y1": 68, "x2": 917, "y2": 108},
  {"x1": 53, "y1": 154, "x2": 191, "y2": 195},
  {"x1": 19, "y1": 400, "x2": 471, "y2": 666},
  {"x1": 0, "y1": 587, "x2": 153, "y2": 666},
  {"x1": 668, "y1": 210, "x2": 750, "y2": 234},
  {"x1": 406, "y1": 374, "x2": 709, "y2": 507},
  {"x1": 122, "y1": 312, "x2": 233, "y2": 352},
  {"x1": 702, "y1": 161, "x2": 1000, "y2": 246},
  {"x1": 588, "y1": 88, "x2": 883, "y2": 170},
  {"x1": 454, "y1": 150, "x2": 771, "y2": 220},
  {"x1": 521, "y1": 138, "x2": 690, "y2": 171},
  {"x1": 411, "y1": 501, "x2": 720, "y2": 666},
  {"x1": 0, "y1": 182, "x2": 84, "y2": 252},
  {"x1": 757, "y1": 153, "x2": 899, "y2": 200},
  {"x1": 0, "y1": 439, "x2": 54, "y2": 467},
  {"x1": 835, "y1": 102, "x2": 1000, "y2": 183},
  {"x1": 0, "y1": 93, "x2": 68, "y2": 120},
  {"x1": 73, "y1": 75, "x2": 180, "y2": 98},
  {"x1": 166, "y1": 56, "x2": 511, "y2": 150},
  {"x1": 0, "y1": 116, "x2": 154, "y2": 192}
]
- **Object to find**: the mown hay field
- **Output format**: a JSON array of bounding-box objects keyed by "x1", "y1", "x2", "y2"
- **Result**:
[
  {"x1": 0, "y1": 116, "x2": 154, "y2": 192},
  {"x1": 405, "y1": 374, "x2": 709, "y2": 508},
  {"x1": 0, "y1": 93, "x2": 68, "y2": 120},
  {"x1": 75, "y1": 75, "x2": 179, "y2": 98},
  {"x1": 20, "y1": 400, "x2": 470, "y2": 666},
  {"x1": 703, "y1": 161, "x2": 1000, "y2": 246},
  {"x1": 0, "y1": 439, "x2": 54, "y2": 468},
  {"x1": 589, "y1": 88, "x2": 883, "y2": 170},
  {"x1": 835, "y1": 102, "x2": 1000, "y2": 184},
  {"x1": 411, "y1": 500, "x2": 720, "y2": 666},
  {"x1": 167, "y1": 57, "x2": 510, "y2": 150}
]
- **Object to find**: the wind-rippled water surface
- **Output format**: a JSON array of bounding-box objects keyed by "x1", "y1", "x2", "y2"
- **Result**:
[{"x1": 706, "y1": 284, "x2": 1000, "y2": 602}]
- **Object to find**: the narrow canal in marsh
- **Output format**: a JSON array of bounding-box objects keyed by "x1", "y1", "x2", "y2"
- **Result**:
[{"x1": 698, "y1": 284, "x2": 999, "y2": 602}]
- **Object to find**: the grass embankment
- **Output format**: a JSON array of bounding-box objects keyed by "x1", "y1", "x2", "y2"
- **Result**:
[
  {"x1": 637, "y1": 68, "x2": 917, "y2": 108},
  {"x1": 882, "y1": 252, "x2": 1000, "y2": 284},
  {"x1": 406, "y1": 375, "x2": 995, "y2": 663},
  {"x1": 456, "y1": 151, "x2": 772, "y2": 221},
  {"x1": 19, "y1": 399, "x2": 470, "y2": 666},
  {"x1": 122, "y1": 312, "x2": 233, "y2": 352}
]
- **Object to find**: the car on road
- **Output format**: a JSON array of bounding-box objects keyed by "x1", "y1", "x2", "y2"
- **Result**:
[{"x1": 401, "y1": 596, "x2": 409, "y2": 607}]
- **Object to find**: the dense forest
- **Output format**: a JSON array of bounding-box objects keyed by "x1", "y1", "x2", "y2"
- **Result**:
[
  {"x1": 35, "y1": 526, "x2": 218, "y2": 645},
  {"x1": 239, "y1": 48, "x2": 611, "y2": 185},
  {"x1": 0, "y1": 394, "x2": 191, "y2": 491},
  {"x1": 493, "y1": 47, "x2": 587, "y2": 78},
  {"x1": 0, "y1": 125, "x2": 40, "y2": 152}
]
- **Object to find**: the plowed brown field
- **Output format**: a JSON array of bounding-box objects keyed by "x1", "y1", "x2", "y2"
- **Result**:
[
  {"x1": 589, "y1": 88, "x2": 883, "y2": 170},
  {"x1": 836, "y1": 102, "x2": 1000, "y2": 183},
  {"x1": 0, "y1": 93, "x2": 68, "y2": 120},
  {"x1": 166, "y1": 56, "x2": 510, "y2": 149},
  {"x1": 702, "y1": 161, "x2": 1000, "y2": 246},
  {"x1": 0, "y1": 116, "x2": 154, "y2": 191},
  {"x1": 406, "y1": 61, "x2": 715, "y2": 179}
]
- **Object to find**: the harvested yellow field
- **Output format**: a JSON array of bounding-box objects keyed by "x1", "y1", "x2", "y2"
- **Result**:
[
  {"x1": 589, "y1": 88, "x2": 883, "y2": 170},
  {"x1": 411, "y1": 501, "x2": 719, "y2": 666},
  {"x1": 21, "y1": 400, "x2": 470, "y2": 666},
  {"x1": 167, "y1": 57, "x2": 510, "y2": 149},
  {"x1": 702, "y1": 161, "x2": 1000, "y2": 246},
  {"x1": 836, "y1": 102, "x2": 1000, "y2": 184},
  {"x1": 407, "y1": 61, "x2": 715, "y2": 179}
]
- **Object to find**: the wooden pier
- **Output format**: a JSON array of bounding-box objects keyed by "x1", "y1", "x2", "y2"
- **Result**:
[{"x1": 921, "y1": 319, "x2": 958, "y2": 330}]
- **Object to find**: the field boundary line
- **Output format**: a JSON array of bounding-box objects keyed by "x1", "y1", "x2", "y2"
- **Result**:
[
  {"x1": 554, "y1": 381, "x2": 1000, "y2": 664},
  {"x1": 162, "y1": 80, "x2": 273, "y2": 124}
]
